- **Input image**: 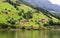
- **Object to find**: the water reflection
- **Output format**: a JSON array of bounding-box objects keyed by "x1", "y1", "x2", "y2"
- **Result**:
[
  {"x1": 47, "y1": 30, "x2": 60, "y2": 38},
  {"x1": 0, "y1": 30, "x2": 60, "y2": 38},
  {"x1": 0, "y1": 31, "x2": 16, "y2": 38}
]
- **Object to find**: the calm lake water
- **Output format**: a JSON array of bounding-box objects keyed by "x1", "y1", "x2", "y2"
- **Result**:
[{"x1": 0, "y1": 30, "x2": 60, "y2": 38}]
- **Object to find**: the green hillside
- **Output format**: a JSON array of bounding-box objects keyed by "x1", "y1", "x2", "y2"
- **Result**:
[{"x1": 0, "y1": 0, "x2": 60, "y2": 29}]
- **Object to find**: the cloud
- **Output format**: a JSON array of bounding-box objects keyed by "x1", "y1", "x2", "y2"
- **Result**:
[{"x1": 49, "y1": 0, "x2": 60, "y2": 5}]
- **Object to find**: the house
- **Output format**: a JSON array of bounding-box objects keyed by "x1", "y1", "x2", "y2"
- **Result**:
[
  {"x1": 41, "y1": 18, "x2": 47, "y2": 23},
  {"x1": 19, "y1": 19, "x2": 29, "y2": 25}
]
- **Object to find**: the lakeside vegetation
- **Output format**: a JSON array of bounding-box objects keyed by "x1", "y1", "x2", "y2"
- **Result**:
[{"x1": 0, "y1": 0, "x2": 60, "y2": 30}]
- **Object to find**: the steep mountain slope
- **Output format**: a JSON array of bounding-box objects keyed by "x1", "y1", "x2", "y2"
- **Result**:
[
  {"x1": 19, "y1": 0, "x2": 60, "y2": 20},
  {"x1": 0, "y1": 0, "x2": 60, "y2": 29}
]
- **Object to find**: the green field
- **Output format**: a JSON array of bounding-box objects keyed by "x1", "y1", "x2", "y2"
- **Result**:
[{"x1": 0, "y1": 0, "x2": 60, "y2": 29}]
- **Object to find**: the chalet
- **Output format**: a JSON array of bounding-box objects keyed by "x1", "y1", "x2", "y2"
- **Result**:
[
  {"x1": 41, "y1": 18, "x2": 47, "y2": 23},
  {"x1": 19, "y1": 19, "x2": 28, "y2": 25}
]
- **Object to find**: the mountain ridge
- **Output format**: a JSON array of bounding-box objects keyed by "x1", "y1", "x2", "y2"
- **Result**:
[{"x1": 19, "y1": 0, "x2": 60, "y2": 13}]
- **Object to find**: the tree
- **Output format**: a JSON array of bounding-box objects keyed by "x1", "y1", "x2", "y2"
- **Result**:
[
  {"x1": 18, "y1": 9, "x2": 24, "y2": 16},
  {"x1": 49, "y1": 20, "x2": 54, "y2": 25},
  {"x1": 7, "y1": 18, "x2": 17, "y2": 25},
  {"x1": 23, "y1": 11, "x2": 33, "y2": 19}
]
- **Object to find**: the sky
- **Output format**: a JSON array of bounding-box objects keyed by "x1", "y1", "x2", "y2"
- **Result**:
[{"x1": 49, "y1": 0, "x2": 60, "y2": 5}]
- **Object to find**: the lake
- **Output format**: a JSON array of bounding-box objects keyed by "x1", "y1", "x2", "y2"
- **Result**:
[{"x1": 0, "y1": 30, "x2": 60, "y2": 38}]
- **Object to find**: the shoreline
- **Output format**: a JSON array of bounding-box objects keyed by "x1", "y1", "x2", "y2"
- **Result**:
[{"x1": 0, "y1": 28, "x2": 60, "y2": 31}]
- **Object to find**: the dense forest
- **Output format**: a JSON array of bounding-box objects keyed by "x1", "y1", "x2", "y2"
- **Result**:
[{"x1": 0, "y1": 0, "x2": 60, "y2": 30}]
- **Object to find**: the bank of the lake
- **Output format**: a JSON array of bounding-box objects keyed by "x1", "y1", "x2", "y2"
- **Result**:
[{"x1": 0, "y1": 26, "x2": 60, "y2": 31}]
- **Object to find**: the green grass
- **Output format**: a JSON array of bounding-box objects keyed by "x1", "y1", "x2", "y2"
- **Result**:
[{"x1": 0, "y1": 2, "x2": 20, "y2": 23}]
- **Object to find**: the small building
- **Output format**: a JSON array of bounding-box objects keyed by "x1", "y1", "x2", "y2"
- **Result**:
[
  {"x1": 41, "y1": 19, "x2": 47, "y2": 23},
  {"x1": 19, "y1": 19, "x2": 28, "y2": 25}
]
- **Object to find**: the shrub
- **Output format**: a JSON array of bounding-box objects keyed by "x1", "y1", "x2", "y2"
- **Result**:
[
  {"x1": 22, "y1": 26, "x2": 25, "y2": 29},
  {"x1": 7, "y1": 19, "x2": 17, "y2": 25},
  {"x1": 5, "y1": 12, "x2": 8, "y2": 14},
  {"x1": 18, "y1": 10, "x2": 24, "y2": 16},
  {"x1": 10, "y1": 25, "x2": 16, "y2": 29},
  {"x1": 0, "y1": 23, "x2": 8, "y2": 29},
  {"x1": 23, "y1": 11, "x2": 33, "y2": 19},
  {"x1": 8, "y1": 20, "x2": 16, "y2": 24},
  {"x1": 5, "y1": 8, "x2": 7, "y2": 10},
  {"x1": 8, "y1": 10, "x2": 11, "y2": 12},
  {"x1": 18, "y1": 12, "x2": 23, "y2": 16},
  {"x1": 49, "y1": 20, "x2": 54, "y2": 25},
  {"x1": 44, "y1": 23, "x2": 50, "y2": 26}
]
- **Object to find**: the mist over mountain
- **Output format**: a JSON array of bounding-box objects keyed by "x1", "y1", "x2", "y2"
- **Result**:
[{"x1": 19, "y1": 0, "x2": 60, "y2": 13}]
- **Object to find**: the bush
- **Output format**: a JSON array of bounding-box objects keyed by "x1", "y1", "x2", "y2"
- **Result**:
[
  {"x1": 7, "y1": 18, "x2": 17, "y2": 25},
  {"x1": 0, "y1": 23, "x2": 17, "y2": 29},
  {"x1": 21, "y1": 26, "x2": 25, "y2": 29},
  {"x1": 8, "y1": 20, "x2": 17, "y2": 24},
  {"x1": 8, "y1": 10, "x2": 11, "y2": 12},
  {"x1": 44, "y1": 23, "x2": 50, "y2": 26},
  {"x1": 5, "y1": 8, "x2": 7, "y2": 10},
  {"x1": 23, "y1": 11, "x2": 33, "y2": 19},
  {"x1": 49, "y1": 20, "x2": 54, "y2": 25},
  {"x1": 5, "y1": 12, "x2": 8, "y2": 14},
  {"x1": 18, "y1": 10, "x2": 24, "y2": 16},
  {"x1": 10, "y1": 25, "x2": 16, "y2": 29},
  {"x1": 18, "y1": 12, "x2": 23, "y2": 16},
  {"x1": 0, "y1": 23, "x2": 8, "y2": 29}
]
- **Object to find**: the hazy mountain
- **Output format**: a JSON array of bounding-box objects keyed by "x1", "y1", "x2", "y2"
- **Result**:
[{"x1": 19, "y1": 0, "x2": 60, "y2": 13}]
